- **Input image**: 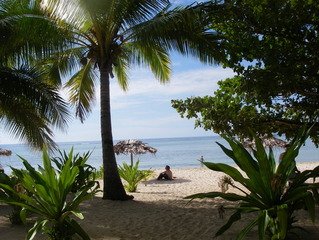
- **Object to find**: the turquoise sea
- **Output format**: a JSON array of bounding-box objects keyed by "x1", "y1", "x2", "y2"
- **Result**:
[{"x1": 0, "y1": 136, "x2": 318, "y2": 173}]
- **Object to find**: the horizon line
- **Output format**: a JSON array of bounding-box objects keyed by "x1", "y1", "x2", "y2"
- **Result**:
[{"x1": 1, "y1": 134, "x2": 219, "y2": 146}]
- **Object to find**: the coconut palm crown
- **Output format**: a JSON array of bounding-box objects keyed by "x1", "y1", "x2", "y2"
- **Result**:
[
  {"x1": 0, "y1": 0, "x2": 70, "y2": 149},
  {"x1": 41, "y1": 0, "x2": 218, "y2": 200}
]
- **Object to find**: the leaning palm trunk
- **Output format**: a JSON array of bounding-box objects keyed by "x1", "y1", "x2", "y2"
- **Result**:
[{"x1": 100, "y1": 65, "x2": 128, "y2": 200}]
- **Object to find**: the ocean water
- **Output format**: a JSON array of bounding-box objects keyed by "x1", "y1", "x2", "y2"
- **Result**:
[{"x1": 0, "y1": 136, "x2": 318, "y2": 173}]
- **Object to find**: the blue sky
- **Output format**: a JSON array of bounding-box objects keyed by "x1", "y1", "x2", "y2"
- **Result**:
[
  {"x1": 0, "y1": 1, "x2": 236, "y2": 145},
  {"x1": 1, "y1": 54, "x2": 235, "y2": 145}
]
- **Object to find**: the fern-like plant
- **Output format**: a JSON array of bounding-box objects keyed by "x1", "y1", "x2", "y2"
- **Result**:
[
  {"x1": 51, "y1": 148, "x2": 96, "y2": 193},
  {"x1": 118, "y1": 161, "x2": 153, "y2": 192},
  {"x1": 0, "y1": 172, "x2": 25, "y2": 225},
  {"x1": 0, "y1": 149, "x2": 99, "y2": 240}
]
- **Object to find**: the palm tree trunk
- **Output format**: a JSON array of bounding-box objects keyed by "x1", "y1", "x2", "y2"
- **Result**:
[{"x1": 100, "y1": 65, "x2": 132, "y2": 200}]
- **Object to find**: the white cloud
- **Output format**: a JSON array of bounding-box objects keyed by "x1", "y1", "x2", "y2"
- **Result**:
[
  {"x1": 112, "y1": 114, "x2": 211, "y2": 140},
  {"x1": 109, "y1": 66, "x2": 235, "y2": 109}
]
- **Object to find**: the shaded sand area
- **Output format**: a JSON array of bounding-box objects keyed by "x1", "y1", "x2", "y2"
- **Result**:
[{"x1": 1, "y1": 163, "x2": 319, "y2": 239}]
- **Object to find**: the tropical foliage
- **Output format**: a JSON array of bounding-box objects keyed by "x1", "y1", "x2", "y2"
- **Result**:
[
  {"x1": 0, "y1": 66, "x2": 70, "y2": 149},
  {"x1": 0, "y1": 0, "x2": 70, "y2": 149},
  {"x1": 118, "y1": 161, "x2": 153, "y2": 192},
  {"x1": 34, "y1": 0, "x2": 218, "y2": 200},
  {"x1": 0, "y1": 171, "x2": 25, "y2": 225},
  {"x1": 95, "y1": 165, "x2": 104, "y2": 180},
  {"x1": 0, "y1": 149, "x2": 99, "y2": 240},
  {"x1": 172, "y1": 0, "x2": 319, "y2": 144},
  {"x1": 187, "y1": 129, "x2": 319, "y2": 239},
  {"x1": 51, "y1": 149, "x2": 96, "y2": 193}
]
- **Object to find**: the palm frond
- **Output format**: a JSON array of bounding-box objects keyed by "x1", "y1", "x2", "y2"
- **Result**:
[
  {"x1": 65, "y1": 59, "x2": 96, "y2": 122},
  {"x1": 0, "y1": 66, "x2": 70, "y2": 149},
  {"x1": 113, "y1": 49, "x2": 130, "y2": 91},
  {"x1": 40, "y1": 46, "x2": 87, "y2": 86},
  {"x1": 0, "y1": 0, "x2": 73, "y2": 64},
  {"x1": 130, "y1": 5, "x2": 219, "y2": 65},
  {"x1": 0, "y1": 107, "x2": 56, "y2": 150},
  {"x1": 43, "y1": 0, "x2": 91, "y2": 31},
  {"x1": 119, "y1": 0, "x2": 169, "y2": 28},
  {"x1": 128, "y1": 41, "x2": 171, "y2": 83}
]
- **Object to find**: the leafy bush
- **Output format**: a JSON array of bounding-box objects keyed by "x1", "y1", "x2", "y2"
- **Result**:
[
  {"x1": 0, "y1": 172, "x2": 25, "y2": 225},
  {"x1": 187, "y1": 129, "x2": 319, "y2": 240},
  {"x1": 51, "y1": 149, "x2": 96, "y2": 193},
  {"x1": 0, "y1": 149, "x2": 99, "y2": 240},
  {"x1": 118, "y1": 161, "x2": 153, "y2": 192},
  {"x1": 95, "y1": 165, "x2": 104, "y2": 179}
]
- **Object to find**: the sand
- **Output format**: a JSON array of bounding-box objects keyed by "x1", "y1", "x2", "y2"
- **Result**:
[{"x1": 1, "y1": 163, "x2": 319, "y2": 240}]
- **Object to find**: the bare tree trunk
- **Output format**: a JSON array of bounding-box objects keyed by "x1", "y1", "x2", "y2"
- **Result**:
[{"x1": 100, "y1": 65, "x2": 133, "y2": 200}]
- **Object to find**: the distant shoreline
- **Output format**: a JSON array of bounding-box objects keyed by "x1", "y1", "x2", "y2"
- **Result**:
[
  {"x1": 0, "y1": 135, "x2": 218, "y2": 146},
  {"x1": 151, "y1": 161, "x2": 319, "y2": 171}
]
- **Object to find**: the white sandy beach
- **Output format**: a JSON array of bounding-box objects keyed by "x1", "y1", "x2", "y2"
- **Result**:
[{"x1": 1, "y1": 162, "x2": 319, "y2": 240}]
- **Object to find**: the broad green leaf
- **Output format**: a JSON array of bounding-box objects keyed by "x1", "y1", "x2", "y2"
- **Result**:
[
  {"x1": 68, "y1": 218, "x2": 90, "y2": 240},
  {"x1": 216, "y1": 141, "x2": 242, "y2": 169},
  {"x1": 277, "y1": 204, "x2": 288, "y2": 239},
  {"x1": 229, "y1": 148, "x2": 263, "y2": 188},
  {"x1": 277, "y1": 128, "x2": 309, "y2": 178},
  {"x1": 215, "y1": 210, "x2": 241, "y2": 237},
  {"x1": 34, "y1": 184, "x2": 52, "y2": 204},
  {"x1": 258, "y1": 210, "x2": 270, "y2": 240},
  {"x1": 224, "y1": 136, "x2": 259, "y2": 173},
  {"x1": 283, "y1": 187, "x2": 312, "y2": 203},
  {"x1": 70, "y1": 210, "x2": 84, "y2": 220},
  {"x1": 0, "y1": 184, "x2": 41, "y2": 212},
  {"x1": 304, "y1": 193, "x2": 316, "y2": 223},
  {"x1": 42, "y1": 149, "x2": 58, "y2": 191},
  {"x1": 27, "y1": 220, "x2": 48, "y2": 240},
  {"x1": 203, "y1": 162, "x2": 248, "y2": 188},
  {"x1": 221, "y1": 136, "x2": 269, "y2": 200},
  {"x1": 236, "y1": 217, "x2": 259, "y2": 240},
  {"x1": 20, "y1": 208, "x2": 27, "y2": 224},
  {"x1": 203, "y1": 161, "x2": 264, "y2": 199},
  {"x1": 253, "y1": 137, "x2": 273, "y2": 198},
  {"x1": 1, "y1": 147, "x2": 97, "y2": 239},
  {"x1": 18, "y1": 157, "x2": 46, "y2": 185},
  {"x1": 268, "y1": 148, "x2": 276, "y2": 174}
]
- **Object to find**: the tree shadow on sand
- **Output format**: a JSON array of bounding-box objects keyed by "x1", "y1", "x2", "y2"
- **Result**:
[
  {"x1": 143, "y1": 178, "x2": 191, "y2": 185},
  {"x1": 1, "y1": 197, "x2": 319, "y2": 240},
  {"x1": 79, "y1": 197, "x2": 319, "y2": 240},
  {"x1": 79, "y1": 195, "x2": 236, "y2": 240}
]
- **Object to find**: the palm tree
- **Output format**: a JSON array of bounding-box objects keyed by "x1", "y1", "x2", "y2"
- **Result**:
[
  {"x1": 41, "y1": 0, "x2": 217, "y2": 200},
  {"x1": 0, "y1": 0, "x2": 70, "y2": 149}
]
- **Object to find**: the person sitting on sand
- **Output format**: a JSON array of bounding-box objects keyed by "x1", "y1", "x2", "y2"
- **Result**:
[{"x1": 157, "y1": 165, "x2": 173, "y2": 180}]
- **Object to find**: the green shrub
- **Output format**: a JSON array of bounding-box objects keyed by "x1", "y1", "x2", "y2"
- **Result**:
[
  {"x1": 0, "y1": 149, "x2": 99, "y2": 240},
  {"x1": 118, "y1": 161, "x2": 153, "y2": 192},
  {"x1": 187, "y1": 129, "x2": 319, "y2": 240},
  {"x1": 95, "y1": 165, "x2": 104, "y2": 179},
  {"x1": 51, "y1": 148, "x2": 96, "y2": 193},
  {"x1": 0, "y1": 172, "x2": 25, "y2": 225}
]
